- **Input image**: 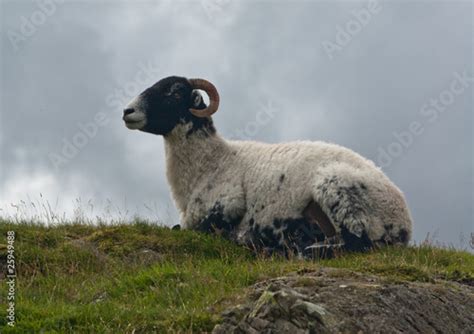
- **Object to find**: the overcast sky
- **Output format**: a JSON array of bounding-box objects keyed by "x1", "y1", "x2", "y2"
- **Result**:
[{"x1": 0, "y1": 0, "x2": 472, "y2": 249}]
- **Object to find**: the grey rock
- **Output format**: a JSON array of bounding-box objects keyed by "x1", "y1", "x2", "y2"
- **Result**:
[{"x1": 213, "y1": 268, "x2": 474, "y2": 334}]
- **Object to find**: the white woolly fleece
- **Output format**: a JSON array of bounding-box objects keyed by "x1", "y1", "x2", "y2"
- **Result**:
[{"x1": 164, "y1": 123, "x2": 413, "y2": 251}]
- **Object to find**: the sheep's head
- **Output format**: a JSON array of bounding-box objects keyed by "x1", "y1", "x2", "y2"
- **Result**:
[{"x1": 122, "y1": 76, "x2": 219, "y2": 136}]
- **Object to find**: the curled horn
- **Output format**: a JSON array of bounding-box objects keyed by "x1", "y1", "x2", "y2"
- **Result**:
[{"x1": 188, "y1": 78, "x2": 220, "y2": 117}]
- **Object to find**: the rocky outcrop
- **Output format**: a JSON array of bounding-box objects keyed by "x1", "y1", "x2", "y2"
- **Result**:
[{"x1": 213, "y1": 268, "x2": 474, "y2": 334}]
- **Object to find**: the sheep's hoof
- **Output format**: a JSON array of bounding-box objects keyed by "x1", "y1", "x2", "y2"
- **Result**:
[
  {"x1": 304, "y1": 237, "x2": 345, "y2": 258},
  {"x1": 305, "y1": 240, "x2": 345, "y2": 250},
  {"x1": 305, "y1": 243, "x2": 345, "y2": 252}
]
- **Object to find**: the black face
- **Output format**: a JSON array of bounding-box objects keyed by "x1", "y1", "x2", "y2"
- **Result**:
[{"x1": 123, "y1": 76, "x2": 214, "y2": 136}]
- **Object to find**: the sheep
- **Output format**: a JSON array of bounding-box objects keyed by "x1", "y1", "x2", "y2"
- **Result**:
[{"x1": 123, "y1": 76, "x2": 413, "y2": 256}]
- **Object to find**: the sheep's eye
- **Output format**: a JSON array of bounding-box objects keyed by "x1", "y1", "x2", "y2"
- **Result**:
[
  {"x1": 164, "y1": 92, "x2": 181, "y2": 99},
  {"x1": 166, "y1": 82, "x2": 184, "y2": 98}
]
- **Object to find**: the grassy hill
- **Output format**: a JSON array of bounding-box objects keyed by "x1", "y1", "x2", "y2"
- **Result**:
[{"x1": 0, "y1": 220, "x2": 473, "y2": 333}]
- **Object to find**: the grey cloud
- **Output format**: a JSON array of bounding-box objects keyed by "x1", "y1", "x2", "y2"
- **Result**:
[{"x1": 0, "y1": 0, "x2": 472, "y2": 248}]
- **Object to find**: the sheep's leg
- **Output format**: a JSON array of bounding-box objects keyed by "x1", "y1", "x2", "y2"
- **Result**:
[
  {"x1": 302, "y1": 201, "x2": 345, "y2": 257},
  {"x1": 312, "y1": 174, "x2": 374, "y2": 252},
  {"x1": 303, "y1": 201, "x2": 336, "y2": 238},
  {"x1": 194, "y1": 201, "x2": 244, "y2": 242}
]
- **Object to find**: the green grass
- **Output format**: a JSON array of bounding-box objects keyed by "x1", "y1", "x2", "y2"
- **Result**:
[{"x1": 0, "y1": 219, "x2": 472, "y2": 333}]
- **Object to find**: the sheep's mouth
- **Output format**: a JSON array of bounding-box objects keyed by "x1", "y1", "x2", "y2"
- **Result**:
[
  {"x1": 124, "y1": 118, "x2": 146, "y2": 130},
  {"x1": 123, "y1": 112, "x2": 146, "y2": 130}
]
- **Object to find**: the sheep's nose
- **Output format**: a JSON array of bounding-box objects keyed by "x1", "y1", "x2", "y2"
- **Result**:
[{"x1": 123, "y1": 108, "x2": 135, "y2": 116}]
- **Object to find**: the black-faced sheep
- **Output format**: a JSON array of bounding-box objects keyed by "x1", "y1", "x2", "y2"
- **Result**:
[{"x1": 123, "y1": 76, "x2": 413, "y2": 256}]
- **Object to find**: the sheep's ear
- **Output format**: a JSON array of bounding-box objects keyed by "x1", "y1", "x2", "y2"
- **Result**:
[{"x1": 191, "y1": 90, "x2": 203, "y2": 108}]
